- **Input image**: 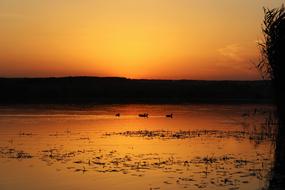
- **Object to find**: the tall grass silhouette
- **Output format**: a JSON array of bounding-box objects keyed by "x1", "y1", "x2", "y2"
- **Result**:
[
  {"x1": 258, "y1": 5, "x2": 285, "y2": 116},
  {"x1": 258, "y1": 4, "x2": 285, "y2": 189}
]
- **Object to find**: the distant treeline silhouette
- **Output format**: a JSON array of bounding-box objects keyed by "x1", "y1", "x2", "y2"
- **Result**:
[{"x1": 0, "y1": 77, "x2": 272, "y2": 104}]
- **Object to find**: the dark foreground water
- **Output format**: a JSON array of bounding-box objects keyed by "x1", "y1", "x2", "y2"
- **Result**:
[{"x1": 0, "y1": 104, "x2": 277, "y2": 190}]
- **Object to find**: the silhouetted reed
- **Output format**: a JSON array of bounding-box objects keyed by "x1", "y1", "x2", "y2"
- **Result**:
[
  {"x1": 257, "y1": 4, "x2": 285, "y2": 189},
  {"x1": 258, "y1": 4, "x2": 285, "y2": 116}
]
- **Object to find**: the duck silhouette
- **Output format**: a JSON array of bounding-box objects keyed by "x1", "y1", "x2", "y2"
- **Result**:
[
  {"x1": 166, "y1": 113, "x2": 173, "y2": 118},
  {"x1": 138, "y1": 113, "x2": 149, "y2": 118}
]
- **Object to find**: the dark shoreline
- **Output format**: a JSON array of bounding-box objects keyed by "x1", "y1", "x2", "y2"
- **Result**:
[{"x1": 0, "y1": 77, "x2": 272, "y2": 104}]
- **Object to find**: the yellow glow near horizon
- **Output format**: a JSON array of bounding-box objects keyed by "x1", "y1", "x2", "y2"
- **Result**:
[{"x1": 0, "y1": 0, "x2": 284, "y2": 79}]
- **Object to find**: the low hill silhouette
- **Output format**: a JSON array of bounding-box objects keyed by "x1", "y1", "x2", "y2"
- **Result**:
[{"x1": 0, "y1": 77, "x2": 272, "y2": 104}]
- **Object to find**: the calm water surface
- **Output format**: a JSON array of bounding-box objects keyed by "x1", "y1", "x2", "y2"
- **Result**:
[{"x1": 0, "y1": 104, "x2": 276, "y2": 190}]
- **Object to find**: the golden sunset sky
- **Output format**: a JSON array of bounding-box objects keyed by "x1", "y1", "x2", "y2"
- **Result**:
[{"x1": 0, "y1": 0, "x2": 284, "y2": 79}]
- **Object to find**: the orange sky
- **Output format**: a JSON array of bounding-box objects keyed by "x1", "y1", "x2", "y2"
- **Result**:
[{"x1": 0, "y1": 0, "x2": 284, "y2": 80}]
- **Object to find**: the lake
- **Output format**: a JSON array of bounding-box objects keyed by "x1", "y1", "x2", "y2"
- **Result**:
[{"x1": 0, "y1": 104, "x2": 277, "y2": 190}]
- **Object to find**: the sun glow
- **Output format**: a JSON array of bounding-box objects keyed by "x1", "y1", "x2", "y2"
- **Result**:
[{"x1": 0, "y1": 0, "x2": 284, "y2": 79}]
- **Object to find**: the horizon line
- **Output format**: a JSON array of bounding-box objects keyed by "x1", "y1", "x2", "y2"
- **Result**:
[{"x1": 0, "y1": 75, "x2": 267, "y2": 82}]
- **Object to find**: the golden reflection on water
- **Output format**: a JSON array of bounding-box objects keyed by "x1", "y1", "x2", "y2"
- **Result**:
[{"x1": 0, "y1": 104, "x2": 276, "y2": 190}]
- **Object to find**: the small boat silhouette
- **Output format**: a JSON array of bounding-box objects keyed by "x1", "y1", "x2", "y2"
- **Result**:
[
  {"x1": 115, "y1": 113, "x2": 120, "y2": 117},
  {"x1": 138, "y1": 113, "x2": 149, "y2": 118},
  {"x1": 166, "y1": 113, "x2": 173, "y2": 118}
]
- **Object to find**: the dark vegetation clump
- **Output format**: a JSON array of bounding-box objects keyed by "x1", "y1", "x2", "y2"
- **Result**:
[
  {"x1": 258, "y1": 5, "x2": 285, "y2": 116},
  {"x1": 258, "y1": 5, "x2": 285, "y2": 189}
]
